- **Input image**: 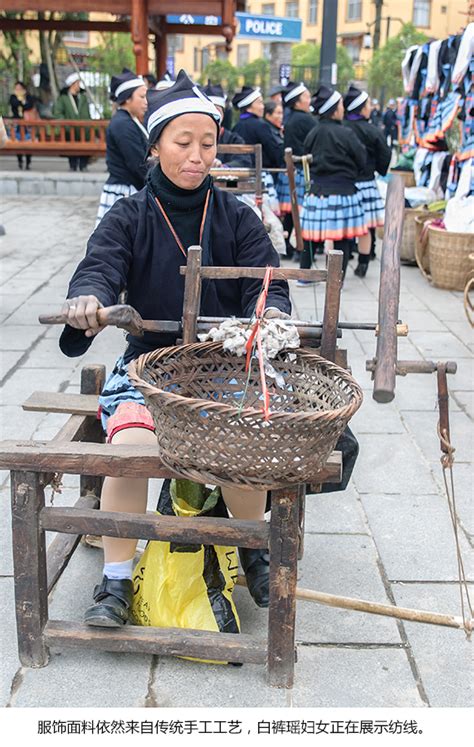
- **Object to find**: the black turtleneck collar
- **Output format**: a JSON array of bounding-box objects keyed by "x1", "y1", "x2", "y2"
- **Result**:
[{"x1": 148, "y1": 163, "x2": 212, "y2": 211}]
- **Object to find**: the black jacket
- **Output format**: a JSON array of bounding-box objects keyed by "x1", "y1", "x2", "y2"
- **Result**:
[
  {"x1": 344, "y1": 117, "x2": 391, "y2": 181},
  {"x1": 60, "y1": 180, "x2": 291, "y2": 360},
  {"x1": 303, "y1": 118, "x2": 367, "y2": 195},
  {"x1": 9, "y1": 93, "x2": 36, "y2": 118},
  {"x1": 233, "y1": 113, "x2": 283, "y2": 168},
  {"x1": 284, "y1": 109, "x2": 315, "y2": 156},
  {"x1": 218, "y1": 128, "x2": 252, "y2": 168},
  {"x1": 105, "y1": 109, "x2": 149, "y2": 190}
]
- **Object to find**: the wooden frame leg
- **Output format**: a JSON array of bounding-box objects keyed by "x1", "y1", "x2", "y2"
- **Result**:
[
  {"x1": 80, "y1": 364, "x2": 105, "y2": 500},
  {"x1": 11, "y1": 470, "x2": 49, "y2": 667},
  {"x1": 267, "y1": 485, "x2": 300, "y2": 688}
]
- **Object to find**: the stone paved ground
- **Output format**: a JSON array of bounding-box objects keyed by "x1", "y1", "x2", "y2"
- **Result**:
[{"x1": 0, "y1": 196, "x2": 472, "y2": 708}]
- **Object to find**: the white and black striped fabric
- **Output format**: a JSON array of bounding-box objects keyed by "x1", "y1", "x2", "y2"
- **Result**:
[
  {"x1": 356, "y1": 178, "x2": 385, "y2": 228},
  {"x1": 95, "y1": 183, "x2": 138, "y2": 228}
]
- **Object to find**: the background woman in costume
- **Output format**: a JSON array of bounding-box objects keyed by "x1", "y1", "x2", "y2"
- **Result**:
[
  {"x1": 9, "y1": 81, "x2": 37, "y2": 171},
  {"x1": 95, "y1": 70, "x2": 148, "y2": 228},
  {"x1": 343, "y1": 85, "x2": 391, "y2": 272},
  {"x1": 278, "y1": 82, "x2": 315, "y2": 260},
  {"x1": 53, "y1": 72, "x2": 92, "y2": 172},
  {"x1": 264, "y1": 100, "x2": 284, "y2": 154},
  {"x1": 300, "y1": 85, "x2": 369, "y2": 281},
  {"x1": 58, "y1": 70, "x2": 291, "y2": 628},
  {"x1": 202, "y1": 81, "x2": 251, "y2": 169},
  {"x1": 232, "y1": 84, "x2": 283, "y2": 212}
]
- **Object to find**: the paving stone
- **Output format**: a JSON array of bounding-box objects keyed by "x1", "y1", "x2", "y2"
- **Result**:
[
  {"x1": 0, "y1": 405, "x2": 45, "y2": 439},
  {"x1": 408, "y1": 331, "x2": 471, "y2": 359},
  {"x1": 391, "y1": 583, "x2": 473, "y2": 707},
  {"x1": 296, "y1": 534, "x2": 401, "y2": 643},
  {"x1": 0, "y1": 486, "x2": 13, "y2": 576},
  {"x1": 428, "y1": 461, "x2": 474, "y2": 538},
  {"x1": 352, "y1": 433, "x2": 438, "y2": 495},
  {"x1": 290, "y1": 647, "x2": 423, "y2": 707},
  {"x1": 451, "y1": 390, "x2": 474, "y2": 420},
  {"x1": 0, "y1": 578, "x2": 22, "y2": 706},
  {"x1": 0, "y1": 350, "x2": 25, "y2": 378},
  {"x1": 0, "y1": 325, "x2": 45, "y2": 351},
  {"x1": 1, "y1": 368, "x2": 74, "y2": 405},
  {"x1": 395, "y1": 373, "x2": 461, "y2": 412},
  {"x1": 351, "y1": 397, "x2": 405, "y2": 434},
  {"x1": 401, "y1": 409, "x2": 473, "y2": 463},
  {"x1": 304, "y1": 483, "x2": 368, "y2": 534},
  {"x1": 403, "y1": 309, "x2": 449, "y2": 332},
  {"x1": 361, "y1": 493, "x2": 474, "y2": 581},
  {"x1": 150, "y1": 651, "x2": 288, "y2": 708}
]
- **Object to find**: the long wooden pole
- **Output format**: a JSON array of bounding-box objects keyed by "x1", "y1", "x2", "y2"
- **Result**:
[{"x1": 237, "y1": 577, "x2": 472, "y2": 632}]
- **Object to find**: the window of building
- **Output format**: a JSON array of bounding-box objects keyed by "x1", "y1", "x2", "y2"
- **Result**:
[
  {"x1": 261, "y1": 3, "x2": 275, "y2": 14},
  {"x1": 346, "y1": 0, "x2": 362, "y2": 21},
  {"x1": 193, "y1": 47, "x2": 200, "y2": 73},
  {"x1": 343, "y1": 38, "x2": 361, "y2": 63},
  {"x1": 62, "y1": 31, "x2": 89, "y2": 43},
  {"x1": 168, "y1": 35, "x2": 184, "y2": 54},
  {"x1": 285, "y1": 1, "x2": 299, "y2": 18},
  {"x1": 413, "y1": 0, "x2": 431, "y2": 27},
  {"x1": 261, "y1": 42, "x2": 271, "y2": 59},
  {"x1": 308, "y1": 0, "x2": 318, "y2": 24},
  {"x1": 237, "y1": 44, "x2": 250, "y2": 67}
]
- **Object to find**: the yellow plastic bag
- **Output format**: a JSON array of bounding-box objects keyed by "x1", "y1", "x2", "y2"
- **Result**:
[{"x1": 132, "y1": 479, "x2": 240, "y2": 663}]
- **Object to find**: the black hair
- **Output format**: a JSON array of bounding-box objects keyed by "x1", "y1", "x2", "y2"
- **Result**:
[
  {"x1": 15, "y1": 81, "x2": 27, "y2": 90},
  {"x1": 144, "y1": 74, "x2": 158, "y2": 86},
  {"x1": 264, "y1": 100, "x2": 281, "y2": 118}
]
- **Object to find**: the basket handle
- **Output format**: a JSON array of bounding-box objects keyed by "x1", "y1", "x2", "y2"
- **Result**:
[{"x1": 415, "y1": 219, "x2": 434, "y2": 282}]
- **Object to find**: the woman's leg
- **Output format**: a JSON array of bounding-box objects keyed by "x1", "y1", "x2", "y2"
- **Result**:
[
  {"x1": 222, "y1": 486, "x2": 270, "y2": 607},
  {"x1": 85, "y1": 426, "x2": 156, "y2": 627},
  {"x1": 17, "y1": 155, "x2": 23, "y2": 169},
  {"x1": 282, "y1": 213, "x2": 294, "y2": 258},
  {"x1": 354, "y1": 232, "x2": 371, "y2": 277},
  {"x1": 25, "y1": 155, "x2": 31, "y2": 170}
]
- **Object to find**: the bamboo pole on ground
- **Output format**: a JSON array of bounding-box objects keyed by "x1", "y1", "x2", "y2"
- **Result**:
[{"x1": 236, "y1": 576, "x2": 472, "y2": 632}]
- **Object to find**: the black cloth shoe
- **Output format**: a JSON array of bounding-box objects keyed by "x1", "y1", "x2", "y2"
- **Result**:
[
  {"x1": 354, "y1": 253, "x2": 370, "y2": 277},
  {"x1": 84, "y1": 575, "x2": 134, "y2": 627},
  {"x1": 239, "y1": 547, "x2": 269, "y2": 608}
]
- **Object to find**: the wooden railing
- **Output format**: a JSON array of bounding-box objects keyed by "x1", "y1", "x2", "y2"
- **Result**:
[{"x1": 1, "y1": 118, "x2": 108, "y2": 157}]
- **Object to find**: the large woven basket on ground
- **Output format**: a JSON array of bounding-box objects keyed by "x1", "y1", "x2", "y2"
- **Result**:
[
  {"x1": 128, "y1": 341, "x2": 363, "y2": 490},
  {"x1": 414, "y1": 211, "x2": 444, "y2": 278},
  {"x1": 427, "y1": 225, "x2": 474, "y2": 292},
  {"x1": 376, "y1": 208, "x2": 427, "y2": 263}
]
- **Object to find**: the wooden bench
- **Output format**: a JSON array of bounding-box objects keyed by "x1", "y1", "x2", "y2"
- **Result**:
[{"x1": 1, "y1": 118, "x2": 108, "y2": 158}]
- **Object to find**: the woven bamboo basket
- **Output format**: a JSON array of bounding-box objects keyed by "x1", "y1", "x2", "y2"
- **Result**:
[
  {"x1": 390, "y1": 169, "x2": 416, "y2": 188},
  {"x1": 128, "y1": 341, "x2": 363, "y2": 490},
  {"x1": 414, "y1": 211, "x2": 444, "y2": 279},
  {"x1": 427, "y1": 226, "x2": 474, "y2": 291}
]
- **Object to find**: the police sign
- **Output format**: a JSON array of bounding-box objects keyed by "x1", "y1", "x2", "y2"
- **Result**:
[{"x1": 236, "y1": 12, "x2": 302, "y2": 42}]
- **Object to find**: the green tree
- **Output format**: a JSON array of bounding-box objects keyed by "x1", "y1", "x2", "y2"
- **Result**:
[
  {"x1": 291, "y1": 42, "x2": 354, "y2": 90},
  {"x1": 239, "y1": 58, "x2": 270, "y2": 96},
  {"x1": 367, "y1": 23, "x2": 428, "y2": 100},
  {"x1": 89, "y1": 32, "x2": 135, "y2": 77},
  {"x1": 200, "y1": 59, "x2": 240, "y2": 93}
]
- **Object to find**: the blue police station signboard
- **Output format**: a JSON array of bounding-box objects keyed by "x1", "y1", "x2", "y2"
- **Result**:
[
  {"x1": 166, "y1": 13, "x2": 303, "y2": 43},
  {"x1": 236, "y1": 13, "x2": 302, "y2": 43}
]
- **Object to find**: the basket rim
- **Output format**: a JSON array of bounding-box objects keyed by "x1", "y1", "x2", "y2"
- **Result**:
[
  {"x1": 128, "y1": 341, "x2": 363, "y2": 423},
  {"x1": 427, "y1": 224, "x2": 474, "y2": 239}
]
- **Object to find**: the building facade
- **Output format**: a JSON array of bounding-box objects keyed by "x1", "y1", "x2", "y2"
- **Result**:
[{"x1": 171, "y1": 0, "x2": 470, "y2": 80}]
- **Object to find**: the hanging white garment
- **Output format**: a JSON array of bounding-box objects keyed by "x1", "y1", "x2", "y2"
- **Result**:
[
  {"x1": 402, "y1": 46, "x2": 420, "y2": 94},
  {"x1": 452, "y1": 23, "x2": 474, "y2": 85},
  {"x1": 407, "y1": 47, "x2": 424, "y2": 95},
  {"x1": 425, "y1": 40, "x2": 443, "y2": 94}
]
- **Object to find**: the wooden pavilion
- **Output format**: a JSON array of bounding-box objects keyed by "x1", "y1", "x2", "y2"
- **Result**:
[{"x1": 0, "y1": 1, "x2": 243, "y2": 76}]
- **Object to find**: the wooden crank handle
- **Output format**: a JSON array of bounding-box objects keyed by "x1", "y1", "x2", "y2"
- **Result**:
[
  {"x1": 38, "y1": 304, "x2": 145, "y2": 336},
  {"x1": 373, "y1": 175, "x2": 405, "y2": 403}
]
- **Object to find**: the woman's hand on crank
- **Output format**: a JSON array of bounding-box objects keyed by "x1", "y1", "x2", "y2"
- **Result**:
[{"x1": 61, "y1": 295, "x2": 104, "y2": 338}]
